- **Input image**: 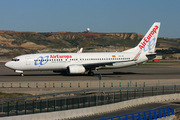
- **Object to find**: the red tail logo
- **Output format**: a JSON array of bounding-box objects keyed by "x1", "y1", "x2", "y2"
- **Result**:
[{"x1": 139, "y1": 25, "x2": 159, "y2": 49}]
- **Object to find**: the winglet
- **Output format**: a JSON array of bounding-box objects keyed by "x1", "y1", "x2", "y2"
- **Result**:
[{"x1": 77, "y1": 48, "x2": 83, "y2": 53}]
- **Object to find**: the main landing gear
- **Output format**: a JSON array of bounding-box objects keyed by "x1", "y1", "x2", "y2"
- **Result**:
[
  {"x1": 20, "y1": 73, "x2": 24, "y2": 76},
  {"x1": 88, "y1": 71, "x2": 94, "y2": 76}
]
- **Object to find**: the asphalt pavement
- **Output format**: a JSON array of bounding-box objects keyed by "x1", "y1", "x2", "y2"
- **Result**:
[{"x1": 1, "y1": 63, "x2": 180, "y2": 82}]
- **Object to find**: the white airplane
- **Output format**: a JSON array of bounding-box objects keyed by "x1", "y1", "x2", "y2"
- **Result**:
[{"x1": 5, "y1": 22, "x2": 160, "y2": 76}]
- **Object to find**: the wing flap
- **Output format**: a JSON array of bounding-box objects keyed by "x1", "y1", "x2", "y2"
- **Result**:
[{"x1": 83, "y1": 61, "x2": 129, "y2": 70}]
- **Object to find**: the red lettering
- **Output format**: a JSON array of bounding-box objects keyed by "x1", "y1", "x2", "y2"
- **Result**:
[
  {"x1": 138, "y1": 25, "x2": 159, "y2": 49},
  {"x1": 50, "y1": 55, "x2": 55, "y2": 58},
  {"x1": 150, "y1": 31, "x2": 154, "y2": 36},
  {"x1": 139, "y1": 45, "x2": 144, "y2": 49},
  {"x1": 144, "y1": 37, "x2": 148, "y2": 42},
  {"x1": 50, "y1": 55, "x2": 72, "y2": 59},
  {"x1": 152, "y1": 28, "x2": 157, "y2": 33},
  {"x1": 141, "y1": 41, "x2": 146, "y2": 46},
  {"x1": 147, "y1": 35, "x2": 151, "y2": 40},
  {"x1": 155, "y1": 25, "x2": 159, "y2": 29}
]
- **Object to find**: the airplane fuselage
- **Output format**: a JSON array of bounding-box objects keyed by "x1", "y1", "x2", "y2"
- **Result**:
[{"x1": 5, "y1": 51, "x2": 147, "y2": 72}]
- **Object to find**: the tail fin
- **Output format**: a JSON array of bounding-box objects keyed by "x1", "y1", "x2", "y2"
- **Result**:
[
  {"x1": 137, "y1": 22, "x2": 161, "y2": 53},
  {"x1": 124, "y1": 22, "x2": 160, "y2": 61},
  {"x1": 77, "y1": 48, "x2": 83, "y2": 53},
  {"x1": 124, "y1": 22, "x2": 160, "y2": 54}
]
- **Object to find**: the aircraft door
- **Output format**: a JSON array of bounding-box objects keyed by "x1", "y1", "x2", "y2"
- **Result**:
[
  {"x1": 25, "y1": 56, "x2": 32, "y2": 70},
  {"x1": 25, "y1": 56, "x2": 31, "y2": 65},
  {"x1": 62, "y1": 58, "x2": 66, "y2": 62}
]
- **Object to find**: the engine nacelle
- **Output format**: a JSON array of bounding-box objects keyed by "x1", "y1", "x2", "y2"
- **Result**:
[{"x1": 67, "y1": 65, "x2": 85, "y2": 74}]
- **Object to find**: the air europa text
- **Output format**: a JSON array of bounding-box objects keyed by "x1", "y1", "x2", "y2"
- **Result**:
[
  {"x1": 50, "y1": 55, "x2": 72, "y2": 59},
  {"x1": 139, "y1": 25, "x2": 159, "y2": 49}
]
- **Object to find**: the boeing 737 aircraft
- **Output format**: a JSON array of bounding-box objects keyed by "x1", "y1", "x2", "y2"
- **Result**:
[{"x1": 5, "y1": 22, "x2": 160, "y2": 76}]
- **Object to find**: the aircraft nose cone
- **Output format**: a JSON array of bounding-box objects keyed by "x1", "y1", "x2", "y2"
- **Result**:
[
  {"x1": 5, "y1": 62, "x2": 11, "y2": 68},
  {"x1": 5, "y1": 62, "x2": 8, "y2": 67}
]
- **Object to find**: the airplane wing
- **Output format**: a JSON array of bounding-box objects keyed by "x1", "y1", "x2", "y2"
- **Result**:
[{"x1": 83, "y1": 60, "x2": 129, "y2": 70}]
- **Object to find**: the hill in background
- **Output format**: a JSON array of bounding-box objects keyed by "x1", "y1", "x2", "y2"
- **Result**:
[{"x1": 0, "y1": 31, "x2": 180, "y2": 58}]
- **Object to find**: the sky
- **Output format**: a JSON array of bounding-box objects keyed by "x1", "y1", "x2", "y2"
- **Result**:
[{"x1": 0, "y1": 0, "x2": 180, "y2": 38}]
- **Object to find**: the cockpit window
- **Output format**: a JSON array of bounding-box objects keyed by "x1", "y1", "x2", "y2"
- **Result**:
[{"x1": 11, "y1": 58, "x2": 20, "y2": 61}]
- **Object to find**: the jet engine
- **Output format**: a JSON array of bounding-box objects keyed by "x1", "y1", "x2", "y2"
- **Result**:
[{"x1": 67, "y1": 65, "x2": 85, "y2": 74}]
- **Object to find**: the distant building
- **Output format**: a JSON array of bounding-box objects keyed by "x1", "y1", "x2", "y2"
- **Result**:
[{"x1": 86, "y1": 28, "x2": 90, "y2": 33}]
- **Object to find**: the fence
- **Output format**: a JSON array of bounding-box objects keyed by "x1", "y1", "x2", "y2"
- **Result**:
[
  {"x1": 96, "y1": 107, "x2": 174, "y2": 120},
  {"x1": 0, "y1": 85, "x2": 179, "y2": 117},
  {"x1": 0, "y1": 81, "x2": 147, "y2": 88}
]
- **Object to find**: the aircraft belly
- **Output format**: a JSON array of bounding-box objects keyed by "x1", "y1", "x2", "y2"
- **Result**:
[{"x1": 37, "y1": 62, "x2": 67, "y2": 71}]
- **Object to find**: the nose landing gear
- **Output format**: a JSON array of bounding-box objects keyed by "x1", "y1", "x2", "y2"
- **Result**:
[{"x1": 14, "y1": 70, "x2": 24, "y2": 77}]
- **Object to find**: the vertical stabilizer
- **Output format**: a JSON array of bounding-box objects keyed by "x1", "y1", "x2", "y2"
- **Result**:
[
  {"x1": 124, "y1": 22, "x2": 161, "y2": 61},
  {"x1": 137, "y1": 22, "x2": 161, "y2": 53}
]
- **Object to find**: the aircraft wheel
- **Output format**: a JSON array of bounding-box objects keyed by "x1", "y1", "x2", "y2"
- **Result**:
[
  {"x1": 20, "y1": 73, "x2": 24, "y2": 77},
  {"x1": 88, "y1": 71, "x2": 94, "y2": 76}
]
